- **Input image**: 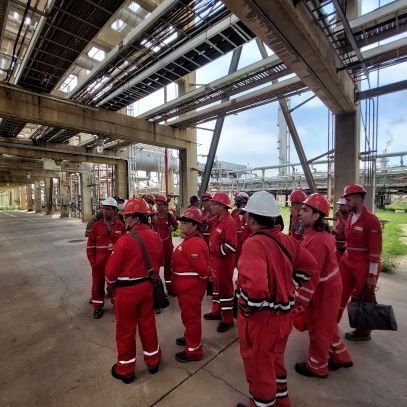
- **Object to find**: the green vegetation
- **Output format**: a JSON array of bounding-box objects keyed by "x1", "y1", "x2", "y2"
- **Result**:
[
  {"x1": 385, "y1": 202, "x2": 407, "y2": 211},
  {"x1": 376, "y1": 209, "x2": 407, "y2": 273},
  {"x1": 278, "y1": 206, "x2": 407, "y2": 273}
]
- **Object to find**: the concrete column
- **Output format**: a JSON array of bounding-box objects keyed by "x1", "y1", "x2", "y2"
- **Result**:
[
  {"x1": 334, "y1": 112, "x2": 359, "y2": 201},
  {"x1": 59, "y1": 172, "x2": 70, "y2": 217},
  {"x1": 19, "y1": 187, "x2": 27, "y2": 209},
  {"x1": 44, "y1": 178, "x2": 53, "y2": 215},
  {"x1": 115, "y1": 161, "x2": 128, "y2": 199},
  {"x1": 80, "y1": 169, "x2": 92, "y2": 222},
  {"x1": 26, "y1": 184, "x2": 34, "y2": 211},
  {"x1": 178, "y1": 72, "x2": 197, "y2": 209},
  {"x1": 179, "y1": 135, "x2": 198, "y2": 210},
  {"x1": 34, "y1": 181, "x2": 42, "y2": 212}
]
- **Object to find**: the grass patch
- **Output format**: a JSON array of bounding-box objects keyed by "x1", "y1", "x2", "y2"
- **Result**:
[
  {"x1": 385, "y1": 202, "x2": 407, "y2": 211},
  {"x1": 376, "y1": 210, "x2": 407, "y2": 273}
]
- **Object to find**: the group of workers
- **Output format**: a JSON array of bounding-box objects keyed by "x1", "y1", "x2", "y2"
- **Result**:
[{"x1": 85, "y1": 183, "x2": 382, "y2": 407}]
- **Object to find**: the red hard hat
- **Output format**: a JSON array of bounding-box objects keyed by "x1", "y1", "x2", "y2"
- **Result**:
[
  {"x1": 290, "y1": 189, "x2": 307, "y2": 203},
  {"x1": 155, "y1": 194, "x2": 168, "y2": 204},
  {"x1": 303, "y1": 193, "x2": 330, "y2": 217},
  {"x1": 122, "y1": 198, "x2": 151, "y2": 215},
  {"x1": 342, "y1": 183, "x2": 367, "y2": 197},
  {"x1": 201, "y1": 192, "x2": 212, "y2": 200},
  {"x1": 211, "y1": 192, "x2": 231, "y2": 208},
  {"x1": 144, "y1": 194, "x2": 155, "y2": 204},
  {"x1": 177, "y1": 207, "x2": 203, "y2": 224}
]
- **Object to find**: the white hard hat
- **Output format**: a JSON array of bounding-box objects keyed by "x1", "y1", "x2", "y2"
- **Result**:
[
  {"x1": 244, "y1": 191, "x2": 280, "y2": 217},
  {"x1": 336, "y1": 197, "x2": 346, "y2": 205},
  {"x1": 101, "y1": 197, "x2": 118, "y2": 208}
]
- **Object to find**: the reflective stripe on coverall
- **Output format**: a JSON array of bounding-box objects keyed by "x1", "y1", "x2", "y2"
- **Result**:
[
  {"x1": 300, "y1": 230, "x2": 352, "y2": 377},
  {"x1": 105, "y1": 224, "x2": 164, "y2": 377},
  {"x1": 172, "y1": 231, "x2": 209, "y2": 359},
  {"x1": 209, "y1": 212, "x2": 237, "y2": 323},
  {"x1": 86, "y1": 218, "x2": 125, "y2": 309},
  {"x1": 339, "y1": 206, "x2": 382, "y2": 335},
  {"x1": 237, "y1": 228, "x2": 318, "y2": 407}
]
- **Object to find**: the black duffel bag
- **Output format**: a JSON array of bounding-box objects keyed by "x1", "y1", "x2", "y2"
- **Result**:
[
  {"x1": 348, "y1": 292, "x2": 397, "y2": 331},
  {"x1": 130, "y1": 231, "x2": 169, "y2": 310}
]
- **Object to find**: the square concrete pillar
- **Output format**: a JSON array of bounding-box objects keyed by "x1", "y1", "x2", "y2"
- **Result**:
[
  {"x1": 80, "y1": 169, "x2": 92, "y2": 222},
  {"x1": 59, "y1": 172, "x2": 70, "y2": 217},
  {"x1": 114, "y1": 161, "x2": 128, "y2": 199},
  {"x1": 26, "y1": 184, "x2": 34, "y2": 211},
  {"x1": 34, "y1": 181, "x2": 42, "y2": 212},
  {"x1": 44, "y1": 178, "x2": 53, "y2": 215},
  {"x1": 179, "y1": 132, "x2": 198, "y2": 210},
  {"x1": 334, "y1": 111, "x2": 359, "y2": 201},
  {"x1": 19, "y1": 186, "x2": 27, "y2": 210}
]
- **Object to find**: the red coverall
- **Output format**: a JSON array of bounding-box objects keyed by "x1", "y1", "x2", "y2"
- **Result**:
[
  {"x1": 201, "y1": 211, "x2": 214, "y2": 245},
  {"x1": 156, "y1": 213, "x2": 178, "y2": 293},
  {"x1": 237, "y1": 228, "x2": 318, "y2": 407},
  {"x1": 209, "y1": 212, "x2": 237, "y2": 323},
  {"x1": 289, "y1": 214, "x2": 305, "y2": 241},
  {"x1": 300, "y1": 230, "x2": 352, "y2": 377},
  {"x1": 231, "y1": 208, "x2": 249, "y2": 261},
  {"x1": 105, "y1": 224, "x2": 163, "y2": 378},
  {"x1": 172, "y1": 231, "x2": 209, "y2": 359},
  {"x1": 339, "y1": 207, "x2": 382, "y2": 335},
  {"x1": 86, "y1": 218, "x2": 125, "y2": 309},
  {"x1": 333, "y1": 211, "x2": 348, "y2": 263}
]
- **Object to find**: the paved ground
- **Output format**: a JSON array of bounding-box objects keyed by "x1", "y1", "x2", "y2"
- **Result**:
[{"x1": 0, "y1": 210, "x2": 406, "y2": 407}]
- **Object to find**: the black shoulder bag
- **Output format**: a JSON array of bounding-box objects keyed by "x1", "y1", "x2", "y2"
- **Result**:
[
  {"x1": 130, "y1": 231, "x2": 169, "y2": 310},
  {"x1": 348, "y1": 290, "x2": 397, "y2": 331}
]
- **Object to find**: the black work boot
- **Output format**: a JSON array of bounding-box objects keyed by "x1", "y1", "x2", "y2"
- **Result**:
[
  {"x1": 93, "y1": 309, "x2": 104, "y2": 319},
  {"x1": 203, "y1": 312, "x2": 221, "y2": 321},
  {"x1": 176, "y1": 337, "x2": 186, "y2": 346},
  {"x1": 345, "y1": 331, "x2": 371, "y2": 341},
  {"x1": 216, "y1": 321, "x2": 234, "y2": 333},
  {"x1": 111, "y1": 364, "x2": 135, "y2": 384},
  {"x1": 295, "y1": 362, "x2": 327, "y2": 378}
]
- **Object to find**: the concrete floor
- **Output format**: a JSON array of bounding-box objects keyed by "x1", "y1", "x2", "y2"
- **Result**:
[{"x1": 0, "y1": 210, "x2": 406, "y2": 407}]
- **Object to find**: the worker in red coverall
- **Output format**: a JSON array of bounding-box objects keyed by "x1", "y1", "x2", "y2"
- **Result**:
[
  {"x1": 294, "y1": 194, "x2": 353, "y2": 379},
  {"x1": 231, "y1": 192, "x2": 250, "y2": 261},
  {"x1": 289, "y1": 189, "x2": 306, "y2": 241},
  {"x1": 333, "y1": 197, "x2": 349, "y2": 263},
  {"x1": 105, "y1": 198, "x2": 163, "y2": 384},
  {"x1": 155, "y1": 194, "x2": 178, "y2": 296},
  {"x1": 86, "y1": 197, "x2": 125, "y2": 319},
  {"x1": 188, "y1": 195, "x2": 201, "y2": 209},
  {"x1": 200, "y1": 192, "x2": 213, "y2": 245},
  {"x1": 172, "y1": 207, "x2": 210, "y2": 363},
  {"x1": 204, "y1": 192, "x2": 237, "y2": 333},
  {"x1": 144, "y1": 194, "x2": 157, "y2": 229},
  {"x1": 338, "y1": 184, "x2": 382, "y2": 341},
  {"x1": 236, "y1": 191, "x2": 318, "y2": 407}
]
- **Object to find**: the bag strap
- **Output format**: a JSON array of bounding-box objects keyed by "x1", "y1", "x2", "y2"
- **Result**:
[
  {"x1": 254, "y1": 230, "x2": 292, "y2": 264},
  {"x1": 129, "y1": 230, "x2": 154, "y2": 277}
]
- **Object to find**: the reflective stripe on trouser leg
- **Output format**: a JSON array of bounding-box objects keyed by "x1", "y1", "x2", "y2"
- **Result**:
[
  {"x1": 91, "y1": 265, "x2": 105, "y2": 310},
  {"x1": 216, "y1": 256, "x2": 235, "y2": 323},
  {"x1": 177, "y1": 279, "x2": 206, "y2": 359},
  {"x1": 163, "y1": 239, "x2": 173, "y2": 291},
  {"x1": 238, "y1": 312, "x2": 292, "y2": 407},
  {"x1": 307, "y1": 276, "x2": 342, "y2": 377},
  {"x1": 137, "y1": 290, "x2": 161, "y2": 369},
  {"x1": 329, "y1": 328, "x2": 353, "y2": 365},
  {"x1": 340, "y1": 254, "x2": 372, "y2": 335}
]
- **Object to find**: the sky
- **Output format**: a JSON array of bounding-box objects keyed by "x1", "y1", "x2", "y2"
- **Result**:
[{"x1": 131, "y1": 0, "x2": 407, "y2": 177}]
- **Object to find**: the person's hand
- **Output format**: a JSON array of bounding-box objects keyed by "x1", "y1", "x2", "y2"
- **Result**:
[{"x1": 366, "y1": 274, "x2": 377, "y2": 289}]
